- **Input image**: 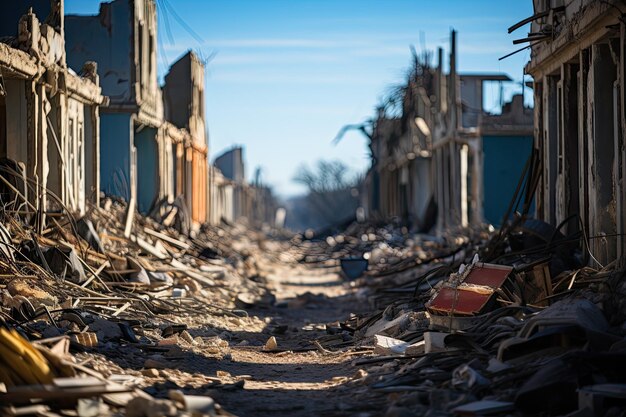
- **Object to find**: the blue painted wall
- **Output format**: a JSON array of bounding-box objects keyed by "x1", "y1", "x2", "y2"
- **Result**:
[
  {"x1": 482, "y1": 135, "x2": 534, "y2": 226},
  {"x1": 100, "y1": 113, "x2": 132, "y2": 200},
  {"x1": 134, "y1": 127, "x2": 159, "y2": 214}
]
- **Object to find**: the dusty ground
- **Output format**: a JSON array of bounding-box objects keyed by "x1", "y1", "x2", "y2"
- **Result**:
[
  {"x1": 211, "y1": 263, "x2": 371, "y2": 416},
  {"x1": 81, "y1": 260, "x2": 384, "y2": 417}
]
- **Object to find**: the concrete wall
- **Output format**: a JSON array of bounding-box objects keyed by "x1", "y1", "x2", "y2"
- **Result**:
[
  {"x1": 461, "y1": 77, "x2": 482, "y2": 128},
  {"x1": 67, "y1": 0, "x2": 171, "y2": 219},
  {"x1": 0, "y1": 5, "x2": 103, "y2": 221},
  {"x1": 163, "y1": 51, "x2": 208, "y2": 224},
  {"x1": 3, "y1": 79, "x2": 29, "y2": 164},
  {"x1": 214, "y1": 147, "x2": 245, "y2": 182},
  {"x1": 527, "y1": 0, "x2": 626, "y2": 265},
  {"x1": 409, "y1": 158, "x2": 432, "y2": 228},
  {"x1": 163, "y1": 53, "x2": 191, "y2": 131},
  {"x1": 84, "y1": 103, "x2": 99, "y2": 204},
  {"x1": 66, "y1": 1, "x2": 134, "y2": 105},
  {"x1": 208, "y1": 166, "x2": 234, "y2": 225},
  {"x1": 47, "y1": 94, "x2": 88, "y2": 213},
  {"x1": 164, "y1": 51, "x2": 206, "y2": 144},
  {"x1": 191, "y1": 147, "x2": 207, "y2": 223},
  {"x1": 363, "y1": 32, "x2": 533, "y2": 234},
  {"x1": 66, "y1": 0, "x2": 161, "y2": 121}
]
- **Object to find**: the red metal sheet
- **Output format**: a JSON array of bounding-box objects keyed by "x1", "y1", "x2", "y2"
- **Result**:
[
  {"x1": 464, "y1": 263, "x2": 513, "y2": 288},
  {"x1": 428, "y1": 287, "x2": 493, "y2": 316}
]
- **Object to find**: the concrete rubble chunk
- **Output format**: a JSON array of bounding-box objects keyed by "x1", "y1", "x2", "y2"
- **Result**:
[
  {"x1": 423, "y1": 331, "x2": 454, "y2": 353},
  {"x1": 141, "y1": 368, "x2": 160, "y2": 378},
  {"x1": 374, "y1": 335, "x2": 425, "y2": 355},
  {"x1": 7, "y1": 280, "x2": 57, "y2": 307},
  {"x1": 125, "y1": 397, "x2": 178, "y2": 417},
  {"x1": 263, "y1": 336, "x2": 278, "y2": 351},
  {"x1": 144, "y1": 359, "x2": 168, "y2": 370}
]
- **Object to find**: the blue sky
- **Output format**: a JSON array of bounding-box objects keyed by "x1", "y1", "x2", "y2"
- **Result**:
[{"x1": 65, "y1": 0, "x2": 534, "y2": 197}]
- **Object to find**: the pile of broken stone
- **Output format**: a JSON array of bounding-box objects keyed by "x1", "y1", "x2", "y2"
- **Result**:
[
  {"x1": 1, "y1": 191, "x2": 625, "y2": 416},
  {"x1": 318, "y1": 219, "x2": 626, "y2": 416},
  {"x1": 0, "y1": 196, "x2": 276, "y2": 416}
]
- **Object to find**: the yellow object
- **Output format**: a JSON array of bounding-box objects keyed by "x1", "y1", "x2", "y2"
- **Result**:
[
  {"x1": 0, "y1": 327, "x2": 54, "y2": 385},
  {"x1": 0, "y1": 342, "x2": 40, "y2": 385}
]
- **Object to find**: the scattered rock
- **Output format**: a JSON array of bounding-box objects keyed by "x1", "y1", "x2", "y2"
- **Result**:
[
  {"x1": 7, "y1": 280, "x2": 57, "y2": 307},
  {"x1": 263, "y1": 336, "x2": 278, "y2": 351},
  {"x1": 169, "y1": 390, "x2": 216, "y2": 414},
  {"x1": 141, "y1": 368, "x2": 160, "y2": 378},
  {"x1": 205, "y1": 336, "x2": 228, "y2": 348},
  {"x1": 158, "y1": 335, "x2": 179, "y2": 346},
  {"x1": 373, "y1": 334, "x2": 425, "y2": 355},
  {"x1": 125, "y1": 397, "x2": 177, "y2": 417},
  {"x1": 179, "y1": 330, "x2": 195, "y2": 345},
  {"x1": 144, "y1": 359, "x2": 167, "y2": 370}
]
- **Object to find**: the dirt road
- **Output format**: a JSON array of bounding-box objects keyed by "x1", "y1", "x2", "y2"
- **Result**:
[
  {"x1": 80, "y1": 258, "x2": 383, "y2": 417},
  {"x1": 210, "y1": 263, "x2": 375, "y2": 416}
]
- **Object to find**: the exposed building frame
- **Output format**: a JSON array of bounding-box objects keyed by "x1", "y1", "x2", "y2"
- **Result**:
[{"x1": 525, "y1": 0, "x2": 626, "y2": 266}]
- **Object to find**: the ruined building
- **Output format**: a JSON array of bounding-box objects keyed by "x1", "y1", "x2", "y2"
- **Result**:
[
  {"x1": 0, "y1": 1, "x2": 106, "y2": 222},
  {"x1": 65, "y1": 0, "x2": 210, "y2": 227},
  {"x1": 461, "y1": 76, "x2": 534, "y2": 226},
  {"x1": 214, "y1": 146, "x2": 246, "y2": 222},
  {"x1": 362, "y1": 30, "x2": 533, "y2": 233},
  {"x1": 207, "y1": 165, "x2": 234, "y2": 225},
  {"x1": 65, "y1": 0, "x2": 162, "y2": 214},
  {"x1": 163, "y1": 51, "x2": 208, "y2": 224},
  {"x1": 212, "y1": 146, "x2": 278, "y2": 226},
  {"x1": 521, "y1": 0, "x2": 626, "y2": 266}
]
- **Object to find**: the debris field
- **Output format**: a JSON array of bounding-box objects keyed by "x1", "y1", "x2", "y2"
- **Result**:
[{"x1": 0, "y1": 196, "x2": 625, "y2": 417}]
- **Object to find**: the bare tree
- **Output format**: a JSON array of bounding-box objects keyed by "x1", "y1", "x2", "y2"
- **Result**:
[
  {"x1": 290, "y1": 160, "x2": 361, "y2": 231},
  {"x1": 294, "y1": 160, "x2": 356, "y2": 193}
]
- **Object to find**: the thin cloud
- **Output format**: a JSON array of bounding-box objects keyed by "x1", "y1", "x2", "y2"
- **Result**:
[
  {"x1": 213, "y1": 51, "x2": 342, "y2": 65},
  {"x1": 210, "y1": 71, "x2": 378, "y2": 85},
  {"x1": 163, "y1": 38, "x2": 373, "y2": 50},
  {"x1": 210, "y1": 38, "x2": 352, "y2": 48}
]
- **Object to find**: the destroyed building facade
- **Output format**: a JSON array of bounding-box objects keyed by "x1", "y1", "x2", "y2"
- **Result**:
[
  {"x1": 214, "y1": 146, "x2": 246, "y2": 221},
  {"x1": 0, "y1": 1, "x2": 106, "y2": 220},
  {"x1": 362, "y1": 30, "x2": 533, "y2": 233},
  {"x1": 524, "y1": 0, "x2": 626, "y2": 266},
  {"x1": 163, "y1": 50, "x2": 208, "y2": 224},
  {"x1": 64, "y1": 0, "x2": 277, "y2": 229},
  {"x1": 462, "y1": 77, "x2": 534, "y2": 226},
  {"x1": 65, "y1": 0, "x2": 165, "y2": 215},
  {"x1": 212, "y1": 146, "x2": 278, "y2": 225}
]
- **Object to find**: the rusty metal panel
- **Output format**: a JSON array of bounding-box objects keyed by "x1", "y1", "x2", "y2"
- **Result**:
[
  {"x1": 428, "y1": 287, "x2": 494, "y2": 316},
  {"x1": 464, "y1": 263, "x2": 513, "y2": 288}
]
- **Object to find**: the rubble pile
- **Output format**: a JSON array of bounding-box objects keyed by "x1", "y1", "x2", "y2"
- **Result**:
[
  {"x1": 292, "y1": 221, "x2": 489, "y2": 310},
  {"x1": 1, "y1": 193, "x2": 625, "y2": 417},
  {"x1": 0, "y1": 196, "x2": 276, "y2": 416},
  {"x1": 294, "y1": 221, "x2": 482, "y2": 273},
  {"x1": 322, "y1": 218, "x2": 626, "y2": 416}
]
